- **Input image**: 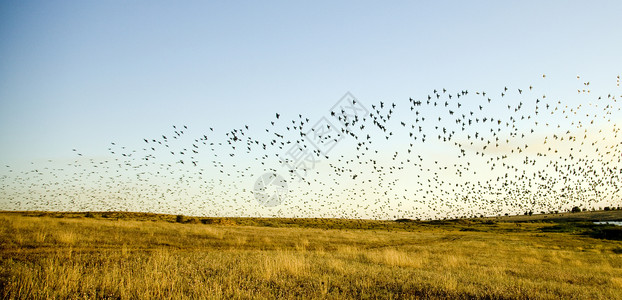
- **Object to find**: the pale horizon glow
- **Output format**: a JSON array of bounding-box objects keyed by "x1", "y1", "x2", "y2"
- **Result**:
[{"x1": 1, "y1": 1, "x2": 621, "y2": 219}]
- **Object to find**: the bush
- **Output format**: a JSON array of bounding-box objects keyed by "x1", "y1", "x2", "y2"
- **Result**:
[
  {"x1": 604, "y1": 207, "x2": 611, "y2": 211},
  {"x1": 571, "y1": 206, "x2": 581, "y2": 213},
  {"x1": 176, "y1": 215, "x2": 185, "y2": 223},
  {"x1": 590, "y1": 227, "x2": 622, "y2": 241}
]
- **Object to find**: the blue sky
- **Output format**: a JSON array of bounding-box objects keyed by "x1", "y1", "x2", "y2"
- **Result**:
[
  {"x1": 2, "y1": 0, "x2": 620, "y2": 161},
  {"x1": 1, "y1": 1, "x2": 621, "y2": 218}
]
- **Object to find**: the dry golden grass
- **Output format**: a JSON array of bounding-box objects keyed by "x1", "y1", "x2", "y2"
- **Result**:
[{"x1": 1, "y1": 212, "x2": 621, "y2": 299}]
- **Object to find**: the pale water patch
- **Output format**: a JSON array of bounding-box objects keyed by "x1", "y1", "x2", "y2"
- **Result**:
[{"x1": 593, "y1": 221, "x2": 622, "y2": 226}]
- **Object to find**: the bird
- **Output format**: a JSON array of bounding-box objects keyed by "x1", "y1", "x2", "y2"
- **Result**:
[{"x1": 4, "y1": 75, "x2": 621, "y2": 221}]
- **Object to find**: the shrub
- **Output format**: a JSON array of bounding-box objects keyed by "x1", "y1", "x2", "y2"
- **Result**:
[
  {"x1": 571, "y1": 206, "x2": 581, "y2": 213},
  {"x1": 590, "y1": 227, "x2": 622, "y2": 241},
  {"x1": 176, "y1": 215, "x2": 185, "y2": 223}
]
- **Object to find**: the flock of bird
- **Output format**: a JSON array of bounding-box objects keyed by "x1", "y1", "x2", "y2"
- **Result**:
[{"x1": 1, "y1": 75, "x2": 621, "y2": 220}]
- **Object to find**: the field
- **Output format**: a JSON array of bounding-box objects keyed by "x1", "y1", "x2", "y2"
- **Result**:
[{"x1": 1, "y1": 211, "x2": 622, "y2": 299}]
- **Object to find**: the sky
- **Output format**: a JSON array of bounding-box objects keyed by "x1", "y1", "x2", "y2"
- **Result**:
[{"x1": 1, "y1": 1, "x2": 621, "y2": 219}]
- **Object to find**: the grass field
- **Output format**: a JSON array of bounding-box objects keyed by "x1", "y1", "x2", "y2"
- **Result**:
[{"x1": 1, "y1": 211, "x2": 622, "y2": 299}]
